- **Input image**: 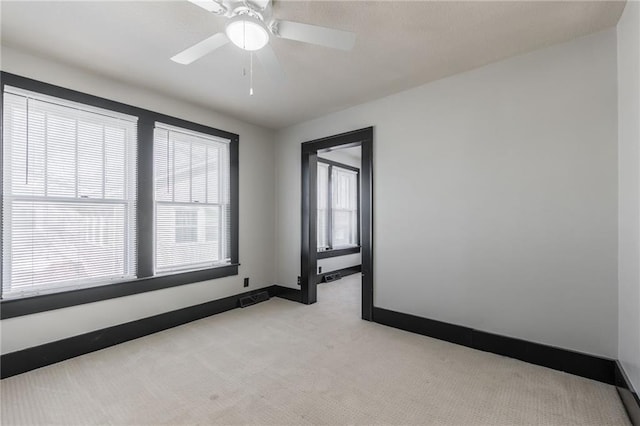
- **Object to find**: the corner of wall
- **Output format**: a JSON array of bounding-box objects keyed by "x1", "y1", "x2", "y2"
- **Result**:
[{"x1": 617, "y1": 0, "x2": 640, "y2": 393}]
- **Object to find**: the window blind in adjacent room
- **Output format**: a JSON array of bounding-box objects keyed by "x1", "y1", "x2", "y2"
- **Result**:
[
  {"x1": 317, "y1": 162, "x2": 330, "y2": 250},
  {"x1": 331, "y1": 167, "x2": 358, "y2": 247}
]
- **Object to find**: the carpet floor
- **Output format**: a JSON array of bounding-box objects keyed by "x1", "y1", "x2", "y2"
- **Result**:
[{"x1": 0, "y1": 274, "x2": 631, "y2": 425}]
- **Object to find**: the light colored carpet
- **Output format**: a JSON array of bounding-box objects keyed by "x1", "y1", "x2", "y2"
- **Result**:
[{"x1": 0, "y1": 274, "x2": 631, "y2": 425}]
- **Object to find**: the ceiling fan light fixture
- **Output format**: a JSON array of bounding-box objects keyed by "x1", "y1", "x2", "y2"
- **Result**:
[{"x1": 226, "y1": 15, "x2": 269, "y2": 51}]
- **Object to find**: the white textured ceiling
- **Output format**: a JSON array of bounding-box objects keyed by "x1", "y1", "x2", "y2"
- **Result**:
[{"x1": 1, "y1": 1, "x2": 625, "y2": 129}]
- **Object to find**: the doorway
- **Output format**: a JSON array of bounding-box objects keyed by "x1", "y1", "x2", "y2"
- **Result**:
[{"x1": 300, "y1": 127, "x2": 373, "y2": 320}]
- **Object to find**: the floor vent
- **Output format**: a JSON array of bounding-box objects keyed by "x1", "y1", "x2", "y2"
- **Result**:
[
  {"x1": 323, "y1": 272, "x2": 342, "y2": 283},
  {"x1": 239, "y1": 291, "x2": 270, "y2": 308}
]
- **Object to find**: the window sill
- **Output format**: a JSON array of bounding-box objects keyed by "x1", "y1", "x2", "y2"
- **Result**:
[
  {"x1": 317, "y1": 246, "x2": 361, "y2": 259},
  {"x1": 0, "y1": 263, "x2": 239, "y2": 319}
]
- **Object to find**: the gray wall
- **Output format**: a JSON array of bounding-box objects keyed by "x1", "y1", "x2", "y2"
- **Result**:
[
  {"x1": 617, "y1": 1, "x2": 640, "y2": 391},
  {"x1": 0, "y1": 47, "x2": 277, "y2": 354},
  {"x1": 275, "y1": 30, "x2": 619, "y2": 358}
]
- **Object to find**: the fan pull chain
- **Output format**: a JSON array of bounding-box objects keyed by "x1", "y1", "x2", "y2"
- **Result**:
[
  {"x1": 243, "y1": 18, "x2": 246, "y2": 50},
  {"x1": 250, "y1": 52, "x2": 254, "y2": 96}
]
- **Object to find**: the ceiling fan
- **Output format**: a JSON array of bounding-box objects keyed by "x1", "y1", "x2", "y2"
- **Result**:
[{"x1": 171, "y1": 0, "x2": 356, "y2": 83}]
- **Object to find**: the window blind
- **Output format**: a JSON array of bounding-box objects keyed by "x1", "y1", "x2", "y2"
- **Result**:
[
  {"x1": 2, "y1": 87, "x2": 137, "y2": 299},
  {"x1": 154, "y1": 123, "x2": 231, "y2": 274},
  {"x1": 331, "y1": 167, "x2": 358, "y2": 247},
  {"x1": 317, "y1": 162, "x2": 330, "y2": 250}
]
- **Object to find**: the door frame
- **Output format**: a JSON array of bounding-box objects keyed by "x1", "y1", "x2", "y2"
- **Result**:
[{"x1": 300, "y1": 127, "x2": 373, "y2": 320}]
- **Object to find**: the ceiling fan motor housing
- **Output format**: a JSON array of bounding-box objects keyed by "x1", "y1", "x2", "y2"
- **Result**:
[{"x1": 225, "y1": 9, "x2": 270, "y2": 51}]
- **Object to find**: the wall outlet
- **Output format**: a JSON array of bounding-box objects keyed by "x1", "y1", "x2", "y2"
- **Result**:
[
  {"x1": 318, "y1": 266, "x2": 322, "y2": 274},
  {"x1": 243, "y1": 277, "x2": 249, "y2": 287},
  {"x1": 297, "y1": 276, "x2": 301, "y2": 286}
]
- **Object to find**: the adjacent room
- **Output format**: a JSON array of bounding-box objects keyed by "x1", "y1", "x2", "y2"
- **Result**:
[{"x1": 1, "y1": 0, "x2": 639, "y2": 424}]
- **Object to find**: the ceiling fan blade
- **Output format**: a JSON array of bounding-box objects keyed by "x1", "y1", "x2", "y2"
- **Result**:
[
  {"x1": 256, "y1": 44, "x2": 286, "y2": 83},
  {"x1": 171, "y1": 33, "x2": 229, "y2": 65},
  {"x1": 274, "y1": 20, "x2": 356, "y2": 51},
  {"x1": 187, "y1": 0, "x2": 226, "y2": 14}
]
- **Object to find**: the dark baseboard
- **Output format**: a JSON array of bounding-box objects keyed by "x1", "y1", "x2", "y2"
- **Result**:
[
  {"x1": 4, "y1": 285, "x2": 634, "y2": 424},
  {"x1": 374, "y1": 305, "x2": 473, "y2": 346},
  {"x1": 271, "y1": 285, "x2": 303, "y2": 303},
  {"x1": 316, "y1": 264, "x2": 362, "y2": 284},
  {"x1": 615, "y1": 361, "x2": 640, "y2": 425},
  {"x1": 372, "y1": 307, "x2": 616, "y2": 385},
  {"x1": 1, "y1": 286, "x2": 281, "y2": 379}
]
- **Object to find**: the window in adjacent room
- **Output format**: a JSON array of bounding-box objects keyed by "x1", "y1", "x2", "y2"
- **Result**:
[
  {"x1": 317, "y1": 162, "x2": 330, "y2": 251},
  {"x1": 317, "y1": 159, "x2": 359, "y2": 251},
  {"x1": 154, "y1": 123, "x2": 231, "y2": 274},
  {"x1": 2, "y1": 86, "x2": 137, "y2": 298}
]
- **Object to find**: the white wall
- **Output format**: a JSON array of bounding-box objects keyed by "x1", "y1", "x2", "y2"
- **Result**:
[
  {"x1": 318, "y1": 254, "x2": 360, "y2": 275},
  {"x1": 0, "y1": 48, "x2": 276, "y2": 354},
  {"x1": 618, "y1": 1, "x2": 640, "y2": 391},
  {"x1": 275, "y1": 30, "x2": 619, "y2": 358}
]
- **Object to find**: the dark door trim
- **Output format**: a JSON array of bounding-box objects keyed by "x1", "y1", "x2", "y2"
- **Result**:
[{"x1": 300, "y1": 127, "x2": 373, "y2": 320}]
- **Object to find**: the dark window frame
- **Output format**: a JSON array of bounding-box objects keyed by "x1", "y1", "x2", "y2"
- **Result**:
[
  {"x1": 0, "y1": 72, "x2": 240, "y2": 319},
  {"x1": 316, "y1": 158, "x2": 361, "y2": 259}
]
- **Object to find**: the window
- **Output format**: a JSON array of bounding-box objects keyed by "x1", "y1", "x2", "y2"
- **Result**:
[
  {"x1": 2, "y1": 86, "x2": 137, "y2": 298},
  {"x1": 154, "y1": 123, "x2": 231, "y2": 274},
  {"x1": 1, "y1": 73, "x2": 239, "y2": 317},
  {"x1": 317, "y1": 162, "x2": 330, "y2": 250},
  {"x1": 331, "y1": 167, "x2": 358, "y2": 247},
  {"x1": 317, "y1": 159, "x2": 359, "y2": 251}
]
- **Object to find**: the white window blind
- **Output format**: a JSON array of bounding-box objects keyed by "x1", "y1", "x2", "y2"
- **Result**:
[
  {"x1": 317, "y1": 162, "x2": 330, "y2": 250},
  {"x1": 2, "y1": 86, "x2": 138, "y2": 299},
  {"x1": 332, "y1": 167, "x2": 358, "y2": 247},
  {"x1": 317, "y1": 161, "x2": 358, "y2": 251},
  {"x1": 154, "y1": 123, "x2": 231, "y2": 274}
]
